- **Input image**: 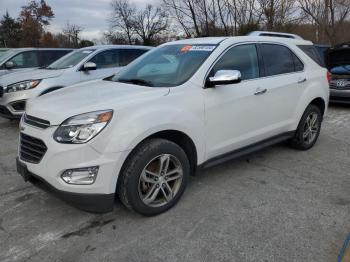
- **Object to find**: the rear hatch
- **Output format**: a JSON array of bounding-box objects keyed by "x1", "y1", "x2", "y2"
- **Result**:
[{"x1": 327, "y1": 43, "x2": 350, "y2": 89}]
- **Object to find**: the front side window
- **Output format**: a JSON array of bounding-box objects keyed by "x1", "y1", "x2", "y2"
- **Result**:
[
  {"x1": 212, "y1": 44, "x2": 259, "y2": 80},
  {"x1": 9, "y1": 51, "x2": 39, "y2": 68},
  {"x1": 260, "y1": 44, "x2": 296, "y2": 76},
  {"x1": 113, "y1": 44, "x2": 216, "y2": 87},
  {"x1": 89, "y1": 49, "x2": 120, "y2": 69},
  {"x1": 47, "y1": 49, "x2": 95, "y2": 69}
]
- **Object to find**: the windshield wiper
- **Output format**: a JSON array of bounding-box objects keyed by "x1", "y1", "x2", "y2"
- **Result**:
[{"x1": 118, "y1": 78, "x2": 154, "y2": 87}]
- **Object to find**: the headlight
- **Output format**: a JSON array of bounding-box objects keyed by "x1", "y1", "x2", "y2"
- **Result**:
[
  {"x1": 53, "y1": 110, "x2": 113, "y2": 144},
  {"x1": 6, "y1": 80, "x2": 41, "y2": 93}
]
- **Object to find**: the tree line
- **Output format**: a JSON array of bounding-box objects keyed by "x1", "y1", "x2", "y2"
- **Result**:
[
  {"x1": 107, "y1": 0, "x2": 350, "y2": 46},
  {"x1": 1, "y1": 0, "x2": 349, "y2": 48},
  {"x1": 0, "y1": 0, "x2": 93, "y2": 48}
]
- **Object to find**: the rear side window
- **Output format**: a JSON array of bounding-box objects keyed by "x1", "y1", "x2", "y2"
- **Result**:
[
  {"x1": 297, "y1": 45, "x2": 324, "y2": 67},
  {"x1": 8, "y1": 51, "x2": 39, "y2": 68},
  {"x1": 120, "y1": 49, "x2": 148, "y2": 66},
  {"x1": 260, "y1": 44, "x2": 296, "y2": 76},
  {"x1": 39, "y1": 50, "x2": 72, "y2": 67},
  {"x1": 212, "y1": 44, "x2": 259, "y2": 80}
]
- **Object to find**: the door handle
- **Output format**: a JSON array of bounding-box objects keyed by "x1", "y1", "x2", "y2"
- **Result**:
[
  {"x1": 298, "y1": 77, "x2": 307, "y2": 84},
  {"x1": 254, "y1": 88, "x2": 267, "y2": 95}
]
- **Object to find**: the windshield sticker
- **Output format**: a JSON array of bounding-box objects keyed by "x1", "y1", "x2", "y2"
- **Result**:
[
  {"x1": 82, "y1": 50, "x2": 93, "y2": 54},
  {"x1": 181, "y1": 45, "x2": 216, "y2": 53}
]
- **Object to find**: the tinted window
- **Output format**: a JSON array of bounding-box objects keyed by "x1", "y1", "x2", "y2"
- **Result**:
[
  {"x1": 40, "y1": 50, "x2": 72, "y2": 67},
  {"x1": 212, "y1": 44, "x2": 259, "y2": 80},
  {"x1": 261, "y1": 44, "x2": 295, "y2": 76},
  {"x1": 120, "y1": 49, "x2": 148, "y2": 66},
  {"x1": 89, "y1": 49, "x2": 120, "y2": 69},
  {"x1": 292, "y1": 53, "x2": 304, "y2": 71},
  {"x1": 298, "y1": 45, "x2": 324, "y2": 67},
  {"x1": 9, "y1": 51, "x2": 39, "y2": 68}
]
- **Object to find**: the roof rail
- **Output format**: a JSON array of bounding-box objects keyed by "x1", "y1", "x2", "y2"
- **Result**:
[{"x1": 247, "y1": 31, "x2": 303, "y2": 40}]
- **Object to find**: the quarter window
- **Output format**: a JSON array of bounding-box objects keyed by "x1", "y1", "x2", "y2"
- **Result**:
[
  {"x1": 212, "y1": 44, "x2": 259, "y2": 80},
  {"x1": 260, "y1": 44, "x2": 296, "y2": 76}
]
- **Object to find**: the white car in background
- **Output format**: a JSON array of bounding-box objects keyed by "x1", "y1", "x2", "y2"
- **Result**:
[
  {"x1": 17, "y1": 35, "x2": 329, "y2": 216},
  {"x1": 0, "y1": 45, "x2": 151, "y2": 119},
  {"x1": 0, "y1": 48, "x2": 72, "y2": 77}
]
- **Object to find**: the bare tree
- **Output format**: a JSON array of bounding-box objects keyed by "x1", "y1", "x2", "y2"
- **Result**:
[
  {"x1": 132, "y1": 5, "x2": 169, "y2": 45},
  {"x1": 110, "y1": 0, "x2": 136, "y2": 44},
  {"x1": 257, "y1": 0, "x2": 301, "y2": 31},
  {"x1": 298, "y1": 0, "x2": 350, "y2": 44},
  {"x1": 63, "y1": 21, "x2": 82, "y2": 47}
]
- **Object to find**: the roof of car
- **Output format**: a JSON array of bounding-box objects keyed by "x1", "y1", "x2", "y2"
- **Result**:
[
  {"x1": 163, "y1": 36, "x2": 313, "y2": 46},
  {"x1": 80, "y1": 45, "x2": 153, "y2": 50},
  {"x1": 7, "y1": 48, "x2": 73, "y2": 51}
]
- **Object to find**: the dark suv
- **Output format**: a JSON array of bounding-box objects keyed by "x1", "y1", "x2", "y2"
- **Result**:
[
  {"x1": 327, "y1": 43, "x2": 350, "y2": 103},
  {"x1": 0, "y1": 48, "x2": 73, "y2": 76}
]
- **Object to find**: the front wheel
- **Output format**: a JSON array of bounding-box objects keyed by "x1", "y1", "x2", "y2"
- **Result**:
[
  {"x1": 117, "y1": 138, "x2": 190, "y2": 216},
  {"x1": 289, "y1": 104, "x2": 322, "y2": 150}
]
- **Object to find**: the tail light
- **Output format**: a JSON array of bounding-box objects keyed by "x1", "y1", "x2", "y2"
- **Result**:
[{"x1": 327, "y1": 71, "x2": 332, "y2": 85}]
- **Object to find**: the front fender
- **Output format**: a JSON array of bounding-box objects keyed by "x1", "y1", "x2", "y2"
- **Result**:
[{"x1": 90, "y1": 97, "x2": 206, "y2": 163}]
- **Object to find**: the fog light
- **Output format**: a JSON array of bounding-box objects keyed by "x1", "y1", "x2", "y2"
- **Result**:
[{"x1": 61, "y1": 166, "x2": 99, "y2": 185}]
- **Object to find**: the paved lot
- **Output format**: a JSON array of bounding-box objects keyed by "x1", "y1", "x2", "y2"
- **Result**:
[{"x1": 0, "y1": 105, "x2": 350, "y2": 262}]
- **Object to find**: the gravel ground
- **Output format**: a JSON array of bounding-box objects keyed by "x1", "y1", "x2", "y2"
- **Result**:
[{"x1": 0, "y1": 105, "x2": 349, "y2": 262}]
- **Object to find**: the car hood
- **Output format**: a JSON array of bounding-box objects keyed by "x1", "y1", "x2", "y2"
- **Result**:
[
  {"x1": 0, "y1": 68, "x2": 65, "y2": 86},
  {"x1": 26, "y1": 79, "x2": 170, "y2": 125},
  {"x1": 330, "y1": 65, "x2": 350, "y2": 75}
]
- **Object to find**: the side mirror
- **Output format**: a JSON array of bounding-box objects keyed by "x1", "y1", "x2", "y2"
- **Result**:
[
  {"x1": 5, "y1": 61, "x2": 14, "y2": 69},
  {"x1": 82, "y1": 62, "x2": 97, "y2": 71},
  {"x1": 206, "y1": 70, "x2": 242, "y2": 88}
]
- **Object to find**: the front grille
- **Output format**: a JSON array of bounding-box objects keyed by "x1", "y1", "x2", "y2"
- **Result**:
[
  {"x1": 0, "y1": 86, "x2": 3, "y2": 97},
  {"x1": 20, "y1": 133, "x2": 47, "y2": 164},
  {"x1": 23, "y1": 114, "x2": 50, "y2": 129},
  {"x1": 330, "y1": 79, "x2": 350, "y2": 90}
]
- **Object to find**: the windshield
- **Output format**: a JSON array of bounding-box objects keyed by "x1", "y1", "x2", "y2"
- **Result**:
[
  {"x1": 113, "y1": 44, "x2": 217, "y2": 87},
  {"x1": 47, "y1": 49, "x2": 95, "y2": 69}
]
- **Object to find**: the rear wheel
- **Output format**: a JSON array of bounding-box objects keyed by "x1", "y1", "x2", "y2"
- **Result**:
[
  {"x1": 289, "y1": 104, "x2": 322, "y2": 150},
  {"x1": 117, "y1": 138, "x2": 190, "y2": 216}
]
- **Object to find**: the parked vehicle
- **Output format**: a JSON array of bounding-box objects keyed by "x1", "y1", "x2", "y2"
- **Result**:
[
  {"x1": 327, "y1": 43, "x2": 350, "y2": 103},
  {"x1": 0, "y1": 48, "x2": 73, "y2": 77},
  {"x1": 16, "y1": 36, "x2": 329, "y2": 216},
  {"x1": 0, "y1": 45, "x2": 151, "y2": 119}
]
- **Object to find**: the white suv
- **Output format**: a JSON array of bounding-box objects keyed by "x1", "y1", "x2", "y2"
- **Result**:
[
  {"x1": 16, "y1": 36, "x2": 329, "y2": 216},
  {"x1": 0, "y1": 45, "x2": 151, "y2": 119}
]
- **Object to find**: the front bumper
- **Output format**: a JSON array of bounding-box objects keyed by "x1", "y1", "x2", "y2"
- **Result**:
[
  {"x1": 17, "y1": 157, "x2": 115, "y2": 213},
  {"x1": 330, "y1": 89, "x2": 350, "y2": 103},
  {"x1": 17, "y1": 122, "x2": 131, "y2": 212}
]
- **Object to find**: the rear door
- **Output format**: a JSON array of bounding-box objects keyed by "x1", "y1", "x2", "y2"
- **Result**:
[
  {"x1": 257, "y1": 43, "x2": 306, "y2": 131},
  {"x1": 80, "y1": 49, "x2": 120, "y2": 82}
]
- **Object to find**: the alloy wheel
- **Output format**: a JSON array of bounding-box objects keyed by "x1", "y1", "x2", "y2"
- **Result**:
[
  {"x1": 138, "y1": 154, "x2": 183, "y2": 207},
  {"x1": 302, "y1": 112, "x2": 319, "y2": 144}
]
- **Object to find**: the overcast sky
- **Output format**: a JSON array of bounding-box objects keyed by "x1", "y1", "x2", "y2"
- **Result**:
[{"x1": 0, "y1": 0, "x2": 158, "y2": 40}]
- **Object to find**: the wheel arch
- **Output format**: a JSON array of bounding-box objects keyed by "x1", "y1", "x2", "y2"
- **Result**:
[
  {"x1": 121, "y1": 129, "x2": 198, "y2": 177},
  {"x1": 309, "y1": 97, "x2": 326, "y2": 117}
]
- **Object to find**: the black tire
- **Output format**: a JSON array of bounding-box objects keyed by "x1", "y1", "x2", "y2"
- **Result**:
[
  {"x1": 117, "y1": 138, "x2": 190, "y2": 216},
  {"x1": 289, "y1": 104, "x2": 322, "y2": 150}
]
